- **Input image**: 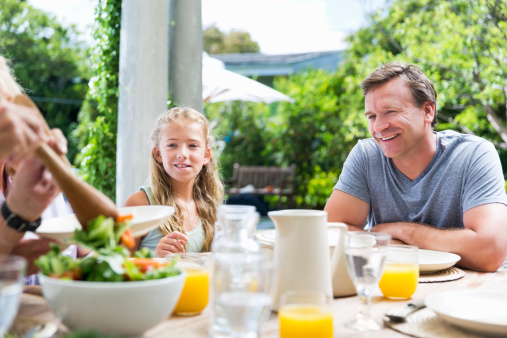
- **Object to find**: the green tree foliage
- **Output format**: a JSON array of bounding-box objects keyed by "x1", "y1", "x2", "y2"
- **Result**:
[
  {"x1": 0, "y1": 0, "x2": 90, "y2": 162},
  {"x1": 207, "y1": 0, "x2": 507, "y2": 208},
  {"x1": 269, "y1": 69, "x2": 367, "y2": 207},
  {"x1": 204, "y1": 24, "x2": 260, "y2": 54},
  {"x1": 205, "y1": 68, "x2": 363, "y2": 209},
  {"x1": 340, "y1": 0, "x2": 507, "y2": 183},
  {"x1": 343, "y1": 0, "x2": 507, "y2": 148},
  {"x1": 73, "y1": 0, "x2": 121, "y2": 201},
  {"x1": 205, "y1": 101, "x2": 270, "y2": 179}
]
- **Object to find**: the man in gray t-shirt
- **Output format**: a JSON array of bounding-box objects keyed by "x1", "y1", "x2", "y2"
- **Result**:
[{"x1": 324, "y1": 62, "x2": 507, "y2": 272}]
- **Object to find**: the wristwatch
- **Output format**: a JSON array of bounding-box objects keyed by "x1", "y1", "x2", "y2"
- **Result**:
[{"x1": 1, "y1": 201, "x2": 42, "y2": 232}]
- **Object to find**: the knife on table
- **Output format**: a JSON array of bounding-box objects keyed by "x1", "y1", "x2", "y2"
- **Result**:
[{"x1": 385, "y1": 299, "x2": 426, "y2": 323}]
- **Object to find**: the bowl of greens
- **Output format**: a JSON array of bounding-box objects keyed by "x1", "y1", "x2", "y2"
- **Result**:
[{"x1": 36, "y1": 215, "x2": 185, "y2": 336}]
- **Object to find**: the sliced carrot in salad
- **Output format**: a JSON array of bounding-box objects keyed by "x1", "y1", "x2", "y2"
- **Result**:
[
  {"x1": 120, "y1": 228, "x2": 135, "y2": 248},
  {"x1": 127, "y1": 258, "x2": 168, "y2": 272},
  {"x1": 116, "y1": 213, "x2": 134, "y2": 222}
]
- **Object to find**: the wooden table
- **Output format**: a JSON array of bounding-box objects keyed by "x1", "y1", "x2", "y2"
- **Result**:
[{"x1": 15, "y1": 269, "x2": 507, "y2": 337}]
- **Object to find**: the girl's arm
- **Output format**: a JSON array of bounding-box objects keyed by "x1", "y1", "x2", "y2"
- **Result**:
[{"x1": 123, "y1": 191, "x2": 151, "y2": 255}]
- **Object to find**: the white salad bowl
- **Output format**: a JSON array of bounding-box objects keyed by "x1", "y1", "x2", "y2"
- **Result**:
[{"x1": 39, "y1": 271, "x2": 186, "y2": 336}]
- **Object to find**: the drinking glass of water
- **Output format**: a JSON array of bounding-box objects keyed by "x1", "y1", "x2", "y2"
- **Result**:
[
  {"x1": 344, "y1": 232, "x2": 390, "y2": 331},
  {"x1": 210, "y1": 252, "x2": 276, "y2": 337},
  {"x1": 0, "y1": 255, "x2": 26, "y2": 336}
]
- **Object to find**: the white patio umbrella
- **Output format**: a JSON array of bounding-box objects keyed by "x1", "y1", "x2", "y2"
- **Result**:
[{"x1": 202, "y1": 53, "x2": 295, "y2": 104}]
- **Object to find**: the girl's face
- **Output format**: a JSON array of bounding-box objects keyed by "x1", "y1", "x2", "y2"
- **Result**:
[{"x1": 153, "y1": 121, "x2": 211, "y2": 185}]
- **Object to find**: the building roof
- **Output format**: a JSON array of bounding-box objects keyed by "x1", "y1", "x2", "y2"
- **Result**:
[{"x1": 211, "y1": 50, "x2": 343, "y2": 77}]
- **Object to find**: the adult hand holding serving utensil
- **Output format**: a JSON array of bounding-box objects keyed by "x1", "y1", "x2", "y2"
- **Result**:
[
  {"x1": 0, "y1": 55, "x2": 70, "y2": 274},
  {"x1": 12, "y1": 94, "x2": 119, "y2": 228}
]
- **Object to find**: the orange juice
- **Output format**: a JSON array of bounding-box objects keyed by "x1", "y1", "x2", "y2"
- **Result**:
[
  {"x1": 173, "y1": 268, "x2": 209, "y2": 315},
  {"x1": 279, "y1": 305, "x2": 333, "y2": 338},
  {"x1": 379, "y1": 263, "x2": 419, "y2": 299}
]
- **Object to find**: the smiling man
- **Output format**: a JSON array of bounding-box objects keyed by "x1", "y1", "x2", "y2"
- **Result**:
[{"x1": 324, "y1": 62, "x2": 507, "y2": 272}]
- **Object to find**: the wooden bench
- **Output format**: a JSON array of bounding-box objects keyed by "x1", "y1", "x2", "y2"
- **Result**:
[{"x1": 226, "y1": 163, "x2": 296, "y2": 208}]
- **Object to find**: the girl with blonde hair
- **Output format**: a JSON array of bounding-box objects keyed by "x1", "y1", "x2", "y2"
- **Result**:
[{"x1": 124, "y1": 107, "x2": 224, "y2": 255}]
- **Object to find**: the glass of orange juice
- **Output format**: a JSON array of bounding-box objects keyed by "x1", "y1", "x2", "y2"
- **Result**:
[
  {"x1": 278, "y1": 290, "x2": 333, "y2": 338},
  {"x1": 379, "y1": 245, "x2": 419, "y2": 299},
  {"x1": 172, "y1": 253, "x2": 210, "y2": 316}
]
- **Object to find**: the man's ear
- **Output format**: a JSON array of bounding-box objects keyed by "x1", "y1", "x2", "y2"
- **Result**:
[
  {"x1": 423, "y1": 101, "x2": 435, "y2": 124},
  {"x1": 203, "y1": 147, "x2": 211, "y2": 165},
  {"x1": 153, "y1": 147, "x2": 162, "y2": 163}
]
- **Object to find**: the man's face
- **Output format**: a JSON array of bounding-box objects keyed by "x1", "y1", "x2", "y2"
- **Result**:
[{"x1": 364, "y1": 77, "x2": 434, "y2": 163}]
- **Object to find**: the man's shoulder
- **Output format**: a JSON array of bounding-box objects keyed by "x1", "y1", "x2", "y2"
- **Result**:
[
  {"x1": 438, "y1": 130, "x2": 493, "y2": 150},
  {"x1": 438, "y1": 130, "x2": 488, "y2": 143}
]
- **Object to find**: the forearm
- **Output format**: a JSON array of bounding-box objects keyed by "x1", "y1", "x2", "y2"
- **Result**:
[
  {"x1": 372, "y1": 222, "x2": 505, "y2": 272},
  {"x1": 0, "y1": 216, "x2": 24, "y2": 254},
  {"x1": 343, "y1": 223, "x2": 365, "y2": 232}
]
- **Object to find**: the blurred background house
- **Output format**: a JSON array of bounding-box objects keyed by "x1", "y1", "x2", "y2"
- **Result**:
[{"x1": 212, "y1": 50, "x2": 343, "y2": 86}]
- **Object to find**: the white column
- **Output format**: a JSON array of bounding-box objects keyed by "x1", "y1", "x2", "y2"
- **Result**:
[
  {"x1": 168, "y1": 0, "x2": 203, "y2": 112},
  {"x1": 117, "y1": 0, "x2": 169, "y2": 206}
]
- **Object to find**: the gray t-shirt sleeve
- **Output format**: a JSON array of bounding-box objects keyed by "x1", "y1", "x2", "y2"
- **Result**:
[
  {"x1": 462, "y1": 140, "x2": 507, "y2": 212},
  {"x1": 334, "y1": 142, "x2": 371, "y2": 205}
]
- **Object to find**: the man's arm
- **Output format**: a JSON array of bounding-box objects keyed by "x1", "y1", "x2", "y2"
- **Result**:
[
  {"x1": 324, "y1": 190, "x2": 369, "y2": 231},
  {"x1": 372, "y1": 203, "x2": 507, "y2": 272}
]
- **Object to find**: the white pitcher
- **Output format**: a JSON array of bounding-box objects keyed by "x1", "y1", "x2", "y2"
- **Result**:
[
  {"x1": 328, "y1": 222, "x2": 356, "y2": 298},
  {"x1": 267, "y1": 210, "x2": 356, "y2": 310}
]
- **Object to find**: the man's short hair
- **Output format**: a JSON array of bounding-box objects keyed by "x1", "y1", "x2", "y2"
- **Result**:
[{"x1": 361, "y1": 62, "x2": 438, "y2": 127}]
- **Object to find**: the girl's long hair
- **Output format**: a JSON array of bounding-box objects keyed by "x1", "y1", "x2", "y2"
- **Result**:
[{"x1": 149, "y1": 107, "x2": 224, "y2": 251}]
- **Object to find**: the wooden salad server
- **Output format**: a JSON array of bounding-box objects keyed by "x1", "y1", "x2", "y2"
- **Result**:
[{"x1": 13, "y1": 94, "x2": 118, "y2": 228}]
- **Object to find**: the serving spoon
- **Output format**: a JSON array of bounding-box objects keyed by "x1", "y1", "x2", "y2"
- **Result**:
[{"x1": 13, "y1": 94, "x2": 118, "y2": 229}]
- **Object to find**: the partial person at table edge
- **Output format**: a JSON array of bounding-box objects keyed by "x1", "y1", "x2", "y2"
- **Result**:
[
  {"x1": 0, "y1": 55, "x2": 72, "y2": 276},
  {"x1": 324, "y1": 61, "x2": 507, "y2": 272}
]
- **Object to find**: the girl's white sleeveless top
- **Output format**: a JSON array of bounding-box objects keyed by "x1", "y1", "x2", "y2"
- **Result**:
[{"x1": 138, "y1": 186, "x2": 205, "y2": 253}]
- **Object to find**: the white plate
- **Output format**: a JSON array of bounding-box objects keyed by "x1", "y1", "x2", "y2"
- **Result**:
[
  {"x1": 256, "y1": 229, "x2": 276, "y2": 245},
  {"x1": 257, "y1": 232, "x2": 460, "y2": 273},
  {"x1": 36, "y1": 205, "x2": 175, "y2": 242},
  {"x1": 418, "y1": 249, "x2": 461, "y2": 273},
  {"x1": 426, "y1": 290, "x2": 507, "y2": 336}
]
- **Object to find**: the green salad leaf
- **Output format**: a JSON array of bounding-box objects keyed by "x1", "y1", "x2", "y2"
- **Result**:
[
  {"x1": 36, "y1": 243, "x2": 80, "y2": 278},
  {"x1": 134, "y1": 247, "x2": 155, "y2": 258},
  {"x1": 72, "y1": 215, "x2": 130, "y2": 251},
  {"x1": 35, "y1": 215, "x2": 181, "y2": 282}
]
